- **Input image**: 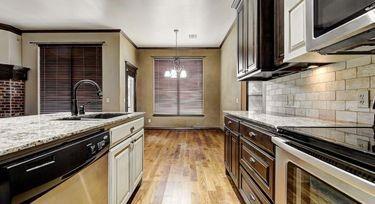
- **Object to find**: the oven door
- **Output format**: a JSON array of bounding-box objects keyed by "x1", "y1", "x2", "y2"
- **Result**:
[
  {"x1": 306, "y1": 0, "x2": 375, "y2": 52},
  {"x1": 272, "y1": 137, "x2": 375, "y2": 204}
]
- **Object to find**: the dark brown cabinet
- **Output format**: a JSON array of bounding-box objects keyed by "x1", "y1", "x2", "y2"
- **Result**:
[
  {"x1": 239, "y1": 166, "x2": 271, "y2": 204},
  {"x1": 274, "y1": 0, "x2": 284, "y2": 66},
  {"x1": 233, "y1": 0, "x2": 275, "y2": 81},
  {"x1": 237, "y1": 0, "x2": 246, "y2": 78},
  {"x1": 224, "y1": 115, "x2": 275, "y2": 203},
  {"x1": 224, "y1": 127, "x2": 239, "y2": 186}
]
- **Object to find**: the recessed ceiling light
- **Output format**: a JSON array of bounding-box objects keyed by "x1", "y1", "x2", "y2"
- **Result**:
[{"x1": 189, "y1": 34, "x2": 197, "y2": 39}]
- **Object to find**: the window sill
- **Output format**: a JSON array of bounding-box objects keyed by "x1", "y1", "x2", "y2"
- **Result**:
[{"x1": 153, "y1": 114, "x2": 205, "y2": 117}]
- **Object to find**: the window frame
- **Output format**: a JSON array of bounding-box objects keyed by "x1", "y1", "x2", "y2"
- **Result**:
[{"x1": 152, "y1": 57, "x2": 205, "y2": 117}]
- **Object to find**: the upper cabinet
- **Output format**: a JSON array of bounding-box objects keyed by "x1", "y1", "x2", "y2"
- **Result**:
[
  {"x1": 283, "y1": 0, "x2": 355, "y2": 63},
  {"x1": 234, "y1": 0, "x2": 275, "y2": 81},
  {"x1": 0, "y1": 30, "x2": 22, "y2": 66}
]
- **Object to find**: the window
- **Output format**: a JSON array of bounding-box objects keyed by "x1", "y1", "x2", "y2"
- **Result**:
[
  {"x1": 154, "y1": 58, "x2": 203, "y2": 116},
  {"x1": 39, "y1": 44, "x2": 102, "y2": 114}
]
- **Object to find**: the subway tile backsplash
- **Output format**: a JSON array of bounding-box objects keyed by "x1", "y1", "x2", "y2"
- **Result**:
[{"x1": 264, "y1": 56, "x2": 375, "y2": 125}]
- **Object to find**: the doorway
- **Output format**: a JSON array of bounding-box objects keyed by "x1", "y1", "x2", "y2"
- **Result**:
[{"x1": 125, "y1": 61, "x2": 137, "y2": 112}]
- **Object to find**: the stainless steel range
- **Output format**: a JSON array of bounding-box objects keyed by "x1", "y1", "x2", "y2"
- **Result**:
[{"x1": 273, "y1": 126, "x2": 375, "y2": 204}]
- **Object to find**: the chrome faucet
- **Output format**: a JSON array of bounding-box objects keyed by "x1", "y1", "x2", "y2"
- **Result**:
[{"x1": 72, "y1": 79, "x2": 102, "y2": 116}]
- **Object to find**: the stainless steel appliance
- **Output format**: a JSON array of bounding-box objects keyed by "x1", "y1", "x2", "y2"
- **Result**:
[
  {"x1": 0, "y1": 131, "x2": 109, "y2": 204},
  {"x1": 273, "y1": 127, "x2": 375, "y2": 204},
  {"x1": 306, "y1": 0, "x2": 375, "y2": 54}
]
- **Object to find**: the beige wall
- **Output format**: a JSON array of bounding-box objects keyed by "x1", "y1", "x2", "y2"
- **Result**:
[
  {"x1": 220, "y1": 22, "x2": 241, "y2": 129},
  {"x1": 136, "y1": 48, "x2": 221, "y2": 128},
  {"x1": 22, "y1": 32, "x2": 137, "y2": 115},
  {"x1": 119, "y1": 34, "x2": 138, "y2": 111},
  {"x1": 0, "y1": 30, "x2": 22, "y2": 66}
]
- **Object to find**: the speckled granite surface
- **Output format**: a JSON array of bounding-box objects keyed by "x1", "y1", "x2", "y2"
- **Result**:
[
  {"x1": 223, "y1": 111, "x2": 369, "y2": 129},
  {"x1": 0, "y1": 112, "x2": 144, "y2": 159}
]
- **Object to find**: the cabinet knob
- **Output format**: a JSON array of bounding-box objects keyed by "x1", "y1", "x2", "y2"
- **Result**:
[
  {"x1": 248, "y1": 132, "x2": 256, "y2": 137},
  {"x1": 250, "y1": 157, "x2": 256, "y2": 163},
  {"x1": 228, "y1": 121, "x2": 232, "y2": 124},
  {"x1": 130, "y1": 126, "x2": 135, "y2": 133}
]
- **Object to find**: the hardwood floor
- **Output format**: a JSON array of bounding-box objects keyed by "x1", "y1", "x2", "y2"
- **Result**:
[{"x1": 131, "y1": 129, "x2": 241, "y2": 204}]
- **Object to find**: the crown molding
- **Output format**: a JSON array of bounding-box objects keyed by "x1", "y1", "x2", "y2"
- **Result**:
[{"x1": 0, "y1": 23, "x2": 22, "y2": 35}]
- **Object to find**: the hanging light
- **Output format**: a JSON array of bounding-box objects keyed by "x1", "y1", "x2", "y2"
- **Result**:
[
  {"x1": 170, "y1": 69, "x2": 177, "y2": 78},
  {"x1": 180, "y1": 70, "x2": 187, "y2": 78},
  {"x1": 164, "y1": 70, "x2": 171, "y2": 77},
  {"x1": 163, "y1": 29, "x2": 187, "y2": 79}
]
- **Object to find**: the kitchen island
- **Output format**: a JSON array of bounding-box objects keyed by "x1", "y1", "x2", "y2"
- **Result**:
[
  {"x1": 0, "y1": 112, "x2": 145, "y2": 204},
  {"x1": 0, "y1": 112, "x2": 144, "y2": 163}
]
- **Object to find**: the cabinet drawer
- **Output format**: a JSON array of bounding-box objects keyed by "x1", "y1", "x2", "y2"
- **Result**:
[
  {"x1": 110, "y1": 118, "x2": 144, "y2": 146},
  {"x1": 240, "y1": 137, "x2": 274, "y2": 200},
  {"x1": 239, "y1": 166, "x2": 271, "y2": 204},
  {"x1": 224, "y1": 116, "x2": 240, "y2": 133},
  {"x1": 240, "y1": 122, "x2": 274, "y2": 155}
]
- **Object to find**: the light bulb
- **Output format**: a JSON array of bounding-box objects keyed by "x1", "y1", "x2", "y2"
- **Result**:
[
  {"x1": 164, "y1": 70, "x2": 171, "y2": 77},
  {"x1": 171, "y1": 69, "x2": 177, "y2": 78},
  {"x1": 180, "y1": 70, "x2": 187, "y2": 78}
]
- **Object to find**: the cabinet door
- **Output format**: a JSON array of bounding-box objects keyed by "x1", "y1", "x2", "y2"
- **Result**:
[
  {"x1": 224, "y1": 128, "x2": 232, "y2": 172},
  {"x1": 284, "y1": 0, "x2": 307, "y2": 62},
  {"x1": 274, "y1": 0, "x2": 284, "y2": 66},
  {"x1": 247, "y1": 0, "x2": 257, "y2": 73},
  {"x1": 237, "y1": 0, "x2": 247, "y2": 78},
  {"x1": 109, "y1": 138, "x2": 132, "y2": 204},
  {"x1": 230, "y1": 132, "x2": 239, "y2": 186},
  {"x1": 131, "y1": 130, "x2": 144, "y2": 189}
]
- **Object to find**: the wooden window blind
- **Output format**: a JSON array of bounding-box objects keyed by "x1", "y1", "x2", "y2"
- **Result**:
[
  {"x1": 154, "y1": 58, "x2": 203, "y2": 116},
  {"x1": 39, "y1": 45, "x2": 102, "y2": 114}
]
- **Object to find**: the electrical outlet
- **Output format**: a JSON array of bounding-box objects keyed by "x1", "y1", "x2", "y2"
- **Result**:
[
  {"x1": 287, "y1": 94, "x2": 294, "y2": 106},
  {"x1": 148, "y1": 119, "x2": 152, "y2": 123},
  {"x1": 235, "y1": 97, "x2": 239, "y2": 104},
  {"x1": 358, "y1": 90, "x2": 369, "y2": 108}
]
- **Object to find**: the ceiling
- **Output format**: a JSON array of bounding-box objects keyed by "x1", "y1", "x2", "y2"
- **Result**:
[{"x1": 0, "y1": 0, "x2": 236, "y2": 47}]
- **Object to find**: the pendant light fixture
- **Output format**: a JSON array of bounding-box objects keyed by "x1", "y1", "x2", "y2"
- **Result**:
[{"x1": 164, "y1": 29, "x2": 187, "y2": 79}]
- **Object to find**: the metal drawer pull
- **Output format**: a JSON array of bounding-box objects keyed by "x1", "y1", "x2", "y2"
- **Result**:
[
  {"x1": 248, "y1": 132, "x2": 256, "y2": 137},
  {"x1": 130, "y1": 126, "x2": 135, "y2": 133},
  {"x1": 26, "y1": 160, "x2": 55, "y2": 172},
  {"x1": 249, "y1": 157, "x2": 256, "y2": 163},
  {"x1": 250, "y1": 193, "x2": 256, "y2": 201}
]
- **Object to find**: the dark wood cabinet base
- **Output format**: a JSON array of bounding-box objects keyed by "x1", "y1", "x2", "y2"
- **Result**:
[{"x1": 224, "y1": 115, "x2": 275, "y2": 204}]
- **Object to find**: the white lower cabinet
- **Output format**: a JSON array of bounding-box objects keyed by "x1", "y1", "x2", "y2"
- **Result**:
[
  {"x1": 109, "y1": 123, "x2": 144, "y2": 204},
  {"x1": 131, "y1": 131, "x2": 144, "y2": 191}
]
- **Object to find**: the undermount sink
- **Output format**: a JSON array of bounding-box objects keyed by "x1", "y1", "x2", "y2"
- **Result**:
[{"x1": 57, "y1": 113, "x2": 128, "y2": 121}]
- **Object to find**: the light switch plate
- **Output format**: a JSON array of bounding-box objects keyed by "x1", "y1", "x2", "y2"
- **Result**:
[{"x1": 358, "y1": 90, "x2": 369, "y2": 108}]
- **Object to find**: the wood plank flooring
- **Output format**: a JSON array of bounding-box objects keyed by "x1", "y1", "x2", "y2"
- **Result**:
[{"x1": 131, "y1": 129, "x2": 240, "y2": 204}]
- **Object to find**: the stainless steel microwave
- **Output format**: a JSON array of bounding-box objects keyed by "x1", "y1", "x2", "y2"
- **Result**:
[{"x1": 306, "y1": 0, "x2": 375, "y2": 54}]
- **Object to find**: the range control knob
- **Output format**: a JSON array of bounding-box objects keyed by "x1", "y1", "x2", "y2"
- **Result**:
[
  {"x1": 97, "y1": 140, "x2": 106, "y2": 150},
  {"x1": 87, "y1": 143, "x2": 96, "y2": 154}
]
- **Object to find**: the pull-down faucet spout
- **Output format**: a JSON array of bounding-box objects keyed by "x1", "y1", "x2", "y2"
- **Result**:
[{"x1": 71, "y1": 79, "x2": 102, "y2": 116}]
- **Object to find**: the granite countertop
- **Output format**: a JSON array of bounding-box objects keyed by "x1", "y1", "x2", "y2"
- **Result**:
[
  {"x1": 0, "y1": 112, "x2": 144, "y2": 160},
  {"x1": 223, "y1": 111, "x2": 369, "y2": 129}
]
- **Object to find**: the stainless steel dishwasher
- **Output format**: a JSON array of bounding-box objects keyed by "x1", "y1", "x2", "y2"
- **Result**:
[{"x1": 0, "y1": 130, "x2": 110, "y2": 204}]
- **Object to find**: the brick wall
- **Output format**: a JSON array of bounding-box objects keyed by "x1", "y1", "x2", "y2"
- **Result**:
[
  {"x1": 0, "y1": 80, "x2": 25, "y2": 117},
  {"x1": 264, "y1": 56, "x2": 375, "y2": 125}
]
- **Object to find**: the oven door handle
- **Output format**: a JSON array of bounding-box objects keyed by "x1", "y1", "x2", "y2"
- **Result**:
[{"x1": 272, "y1": 136, "x2": 375, "y2": 203}]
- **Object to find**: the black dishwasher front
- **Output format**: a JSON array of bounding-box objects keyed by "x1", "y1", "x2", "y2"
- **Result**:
[{"x1": 0, "y1": 130, "x2": 109, "y2": 204}]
